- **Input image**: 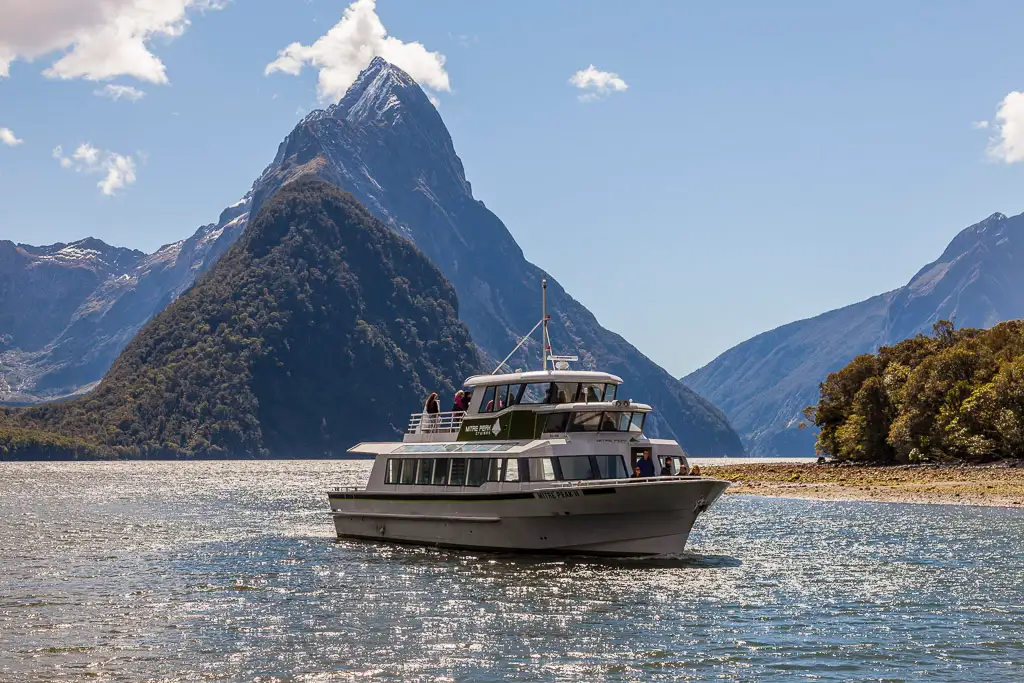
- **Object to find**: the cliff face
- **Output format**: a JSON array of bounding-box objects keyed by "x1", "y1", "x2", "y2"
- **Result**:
[
  {"x1": 4, "y1": 180, "x2": 481, "y2": 457},
  {"x1": 685, "y1": 211, "x2": 1024, "y2": 456}
]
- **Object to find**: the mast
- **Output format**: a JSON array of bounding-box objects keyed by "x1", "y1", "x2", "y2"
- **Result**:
[{"x1": 541, "y1": 279, "x2": 549, "y2": 371}]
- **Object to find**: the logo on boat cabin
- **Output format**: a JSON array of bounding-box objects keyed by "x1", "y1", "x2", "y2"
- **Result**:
[{"x1": 464, "y1": 419, "x2": 502, "y2": 437}]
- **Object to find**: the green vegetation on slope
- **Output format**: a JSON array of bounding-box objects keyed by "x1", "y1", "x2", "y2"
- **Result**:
[
  {"x1": 0, "y1": 178, "x2": 481, "y2": 459},
  {"x1": 804, "y1": 320, "x2": 1024, "y2": 463}
]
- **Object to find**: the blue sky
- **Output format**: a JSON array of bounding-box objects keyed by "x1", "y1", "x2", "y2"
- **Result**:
[{"x1": 2, "y1": 0, "x2": 1024, "y2": 377}]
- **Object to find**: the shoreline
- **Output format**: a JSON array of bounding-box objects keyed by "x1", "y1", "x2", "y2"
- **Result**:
[{"x1": 703, "y1": 462, "x2": 1024, "y2": 508}]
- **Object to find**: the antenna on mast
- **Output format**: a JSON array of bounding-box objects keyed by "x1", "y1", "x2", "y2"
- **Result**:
[{"x1": 490, "y1": 279, "x2": 575, "y2": 375}]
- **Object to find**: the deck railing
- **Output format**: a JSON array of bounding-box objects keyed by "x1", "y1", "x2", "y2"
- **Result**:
[{"x1": 407, "y1": 411, "x2": 465, "y2": 435}]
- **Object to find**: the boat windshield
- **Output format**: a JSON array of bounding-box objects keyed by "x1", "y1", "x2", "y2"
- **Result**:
[{"x1": 517, "y1": 381, "x2": 619, "y2": 405}]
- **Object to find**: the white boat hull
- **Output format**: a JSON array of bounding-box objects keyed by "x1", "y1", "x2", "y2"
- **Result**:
[{"x1": 329, "y1": 478, "x2": 729, "y2": 556}]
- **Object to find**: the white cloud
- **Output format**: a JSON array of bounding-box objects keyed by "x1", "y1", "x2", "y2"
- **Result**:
[
  {"x1": 569, "y1": 64, "x2": 628, "y2": 102},
  {"x1": 265, "y1": 0, "x2": 450, "y2": 103},
  {"x1": 95, "y1": 83, "x2": 146, "y2": 101},
  {"x1": 986, "y1": 91, "x2": 1024, "y2": 164},
  {"x1": 0, "y1": 0, "x2": 227, "y2": 84},
  {"x1": 0, "y1": 127, "x2": 23, "y2": 146},
  {"x1": 971, "y1": 120, "x2": 989, "y2": 130},
  {"x1": 53, "y1": 143, "x2": 138, "y2": 195}
]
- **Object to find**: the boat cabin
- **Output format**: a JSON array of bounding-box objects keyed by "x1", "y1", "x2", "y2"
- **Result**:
[{"x1": 406, "y1": 371, "x2": 651, "y2": 443}]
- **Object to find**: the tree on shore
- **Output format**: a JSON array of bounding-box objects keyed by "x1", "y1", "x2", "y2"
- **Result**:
[{"x1": 804, "y1": 319, "x2": 1024, "y2": 463}]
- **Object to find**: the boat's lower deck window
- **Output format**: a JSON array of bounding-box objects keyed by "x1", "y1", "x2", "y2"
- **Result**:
[
  {"x1": 432, "y1": 458, "x2": 450, "y2": 485},
  {"x1": 504, "y1": 458, "x2": 520, "y2": 482},
  {"x1": 595, "y1": 455, "x2": 629, "y2": 479},
  {"x1": 384, "y1": 455, "x2": 630, "y2": 486},
  {"x1": 466, "y1": 458, "x2": 488, "y2": 487},
  {"x1": 556, "y1": 456, "x2": 598, "y2": 480}
]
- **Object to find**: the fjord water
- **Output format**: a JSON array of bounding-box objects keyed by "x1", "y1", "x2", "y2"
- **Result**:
[{"x1": 1, "y1": 461, "x2": 1021, "y2": 682}]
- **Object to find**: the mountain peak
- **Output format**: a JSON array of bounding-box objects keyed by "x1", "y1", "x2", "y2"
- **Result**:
[
  {"x1": 934, "y1": 210, "x2": 1016, "y2": 265},
  {"x1": 332, "y1": 57, "x2": 430, "y2": 125}
]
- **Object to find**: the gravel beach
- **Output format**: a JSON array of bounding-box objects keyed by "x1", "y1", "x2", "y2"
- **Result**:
[{"x1": 703, "y1": 462, "x2": 1024, "y2": 507}]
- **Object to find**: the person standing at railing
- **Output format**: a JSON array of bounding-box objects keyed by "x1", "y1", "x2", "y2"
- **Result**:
[
  {"x1": 424, "y1": 392, "x2": 440, "y2": 432},
  {"x1": 452, "y1": 389, "x2": 466, "y2": 413}
]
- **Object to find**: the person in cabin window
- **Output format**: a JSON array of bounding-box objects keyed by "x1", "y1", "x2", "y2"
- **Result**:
[
  {"x1": 544, "y1": 383, "x2": 558, "y2": 404},
  {"x1": 659, "y1": 457, "x2": 673, "y2": 476},
  {"x1": 424, "y1": 392, "x2": 440, "y2": 432}
]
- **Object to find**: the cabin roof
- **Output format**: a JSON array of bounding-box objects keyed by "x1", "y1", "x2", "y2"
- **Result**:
[{"x1": 462, "y1": 370, "x2": 623, "y2": 388}]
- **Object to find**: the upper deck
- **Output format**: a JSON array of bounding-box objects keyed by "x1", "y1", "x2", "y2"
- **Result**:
[
  {"x1": 402, "y1": 369, "x2": 652, "y2": 444},
  {"x1": 463, "y1": 370, "x2": 624, "y2": 389}
]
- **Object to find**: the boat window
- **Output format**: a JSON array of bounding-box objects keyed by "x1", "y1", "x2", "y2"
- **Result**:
[
  {"x1": 432, "y1": 458, "x2": 451, "y2": 486},
  {"x1": 542, "y1": 412, "x2": 570, "y2": 433},
  {"x1": 629, "y1": 412, "x2": 646, "y2": 433},
  {"x1": 449, "y1": 458, "x2": 468, "y2": 486},
  {"x1": 604, "y1": 384, "x2": 618, "y2": 401},
  {"x1": 617, "y1": 413, "x2": 632, "y2": 431},
  {"x1": 661, "y1": 455, "x2": 683, "y2": 476},
  {"x1": 539, "y1": 458, "x2": 557, "y2": 481},
  {"x1": 568, "y1": 411, "x2": 602, "y2": 432},
  {"x1": 399, "y1": 459, "x2": 416, "y2": 485},
  {"x1": 385, "y1": 459, "x2": 399, "y2": 484},
  {"x1": 520, "y1": 382, "x2": 574, "y2": 405},
  {"x1": 417, "y1": 458, "x2": 434, "y2": 485},
  {"x1": 599, "y1": 412, "x2": 621, "y2": 431},
  {"x1": 523, "y1": 457, "x2": 556, "y2": 482},
  {"x1": 505, "y1": 384, "x2": 524, "y2": 406},
  {"x1": 580, "y1": 383, "x2": 605, "y2": 403},
  {"x1": 519, "y1": 383, "x2": 545, "y2": 404},
  {"x1": 504, "y1": 458, "x2": 520, "y2": 482},
  {"x1": 466, "y1": 458, "x2": 488, "y2": 487},
  {"x1": 480, "y1": 386, "x2": 496, "y2": 413},
  {"x1": 595, "y1": 455, "x2": 629, "y2": 479},
  {"x1": 556, "y1": 456, "x2": 598, "y2": 481},
  {"x1": 487, "y1": 459, "x2": 503, "y2": 482}
]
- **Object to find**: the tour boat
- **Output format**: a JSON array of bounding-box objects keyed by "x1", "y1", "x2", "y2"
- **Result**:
[{"x1": 327, "y1": 281, "x2": 730, "y2": 556}]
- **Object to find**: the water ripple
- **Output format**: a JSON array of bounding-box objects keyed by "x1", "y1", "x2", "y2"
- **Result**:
[{"x1": 0, "y1": 460, "x2": 1021, "y2": 681}]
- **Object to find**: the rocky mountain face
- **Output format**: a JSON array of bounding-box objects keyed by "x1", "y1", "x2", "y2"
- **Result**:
[
  {"x1": 684, "y1": 211, "x2": 1024, "y2": 456},
  {"x1": 0, "y1": 196, "x2": 252, "y2": 403},
  {"x1": 0, "y1": 58, "x2": 744, "y2": 456},
  {"x1": 3, "y1": 179, "x2": 480, "y2": 457}
]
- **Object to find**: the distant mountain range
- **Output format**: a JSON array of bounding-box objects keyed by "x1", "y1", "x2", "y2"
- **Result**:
[
  {"x1": 1, "y1": 179, "x2": 481, "y2": 457},
  {"x1": 684, "y1": 211, "x2": 1024, "y2": 456},
  {"x1": 0, "y1": 197, "x2": 251, "y2": 403},
  {"x1": 0, "y1": 57, "x2": 743, "y2": 457}
]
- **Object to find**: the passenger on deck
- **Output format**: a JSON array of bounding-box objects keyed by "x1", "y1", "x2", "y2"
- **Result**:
[
  {"x1": 424, "y1": 392, "x2": 440, "y2": 432},
  {"x1": 631, "y1": 465, "x2": 643, "y2": 478},
  {"x1": 659, "y1": 458, "x2": 673, "y2": 476},
  {"x1": 452, "y1": 390, "x2": 466, "y2": 413},
  {"x1": 637, "y1": 451, "x2": 656, "y2": 477},
  {"x1": 689, "y1": 464, "x2": 701, "y2": 477}
]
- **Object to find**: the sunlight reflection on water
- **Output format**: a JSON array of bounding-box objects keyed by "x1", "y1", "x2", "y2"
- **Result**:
[{"x1": 0, "y1": 460, "x2": 1021, "y2": 681}]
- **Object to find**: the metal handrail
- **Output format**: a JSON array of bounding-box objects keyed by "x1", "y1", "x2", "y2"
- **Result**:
[
  {"x1": 550, "y1": 475, "x2": 698, "y2": 488},
  {"x1": 407, "y1": 410, "x2": 465, "y2": 434}
]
